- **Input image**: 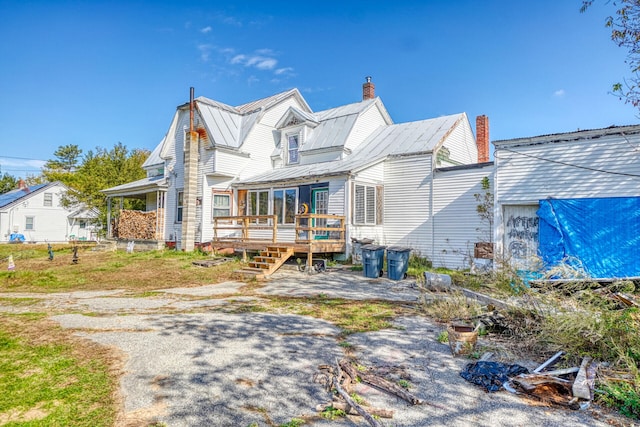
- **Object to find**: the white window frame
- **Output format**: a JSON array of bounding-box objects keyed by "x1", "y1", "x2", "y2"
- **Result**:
[
  {"x1": 354, "y1": 183, "x2": 377, "y2": 225},
  {"x1": 43, "y1": 192, "x2": 53, "y2": 207},
  {"x1": 25, "y1": 216, "x2": 35, "y2": 231},
  {"x1": 273, "y1": 188, "x2": 298, "y2": 225},
  {"x1": 176, "y1": 191, "x2": 184, "y2": 223},
  {"x1": 212, "y1": 191, "x2": 232, "y2": 220},
  {"x1": 79, "y1": 220, "x2": 87, "y2": 229},
  {"x1": 248, "y1": 190, "x2": 270, "y2": 223},
  {"x1": 287, "y1": 134, "x2": 300, "y2": 165}
]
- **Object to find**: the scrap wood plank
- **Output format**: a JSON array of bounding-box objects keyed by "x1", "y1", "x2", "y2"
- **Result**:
[{"x1": 572, "y1": 357, "x2": 594, "y2": 400}]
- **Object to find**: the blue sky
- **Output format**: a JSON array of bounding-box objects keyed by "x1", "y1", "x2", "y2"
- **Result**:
[{"x1": 0, "y1": 0, "x2": 637, "y2": 178}]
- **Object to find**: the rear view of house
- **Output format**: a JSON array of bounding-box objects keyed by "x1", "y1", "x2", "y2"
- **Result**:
[{"x1": 104, "y1": 79, "x2": 493, "y2": 271}]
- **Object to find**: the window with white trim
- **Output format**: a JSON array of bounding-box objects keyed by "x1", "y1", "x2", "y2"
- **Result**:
[
  {"x1": 248, "y1": 190, "x2": 269, "y2": 223},
  {"x1": 25, "y1": 216, "x2": 35, "y2": 231},
  {"x1": 287, "y1": 134, "x2": 300, "y2": 164},
  {"x1": 354, "y1": 184, "x2": 378, "y2": 225},
  {"x1": 176, "y1": 191, "x2": 184, "y2": 223},
  {"x1": 43, "y1": 192, "x2": 53, "y2": 207},
  {"x1": 212, "y1": 191, "x2": 232, "y2": 219},
  {"x1": 273, "y1": 188, "x2": 297, "y2": 224}
]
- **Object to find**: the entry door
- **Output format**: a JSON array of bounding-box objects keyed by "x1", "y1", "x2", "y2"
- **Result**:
[{"x1": 312, "y1": 188, "x2": 328, "y2": 240}]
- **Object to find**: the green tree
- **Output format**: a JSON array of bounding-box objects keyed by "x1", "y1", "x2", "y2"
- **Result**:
[
  {"x1": 582, "y1": 1, "x2": 640, "y2": 108},
  {"x1": 42, "y1": 144, "x2": 83, "y2": 185},
  {"x1": 0, "y1": 168, "x2": 19, "y2": 194},
  {"x1": 62, "y1": 142, "x2": 149, "y2": 226}
]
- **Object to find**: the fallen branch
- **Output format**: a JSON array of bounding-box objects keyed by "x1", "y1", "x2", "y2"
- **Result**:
[
  {"x1": 339, "y1": 359, "x2": 446, "y2": 409},
  {"x1": 333, "y1": 360, "x2": 383, "y2": 427},
  {"x1": 315, "y1": 402, "x2": 394, "y2": 419}
]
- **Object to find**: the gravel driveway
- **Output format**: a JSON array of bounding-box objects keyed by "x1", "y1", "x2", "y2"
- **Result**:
[{"x1": 0, "y1": 269, "x2": 624, "y2": 426}]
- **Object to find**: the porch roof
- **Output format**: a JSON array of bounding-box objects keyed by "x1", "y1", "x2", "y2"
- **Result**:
[{"x1": 102, "y1": 175, "x2": 168, "y2": 197}]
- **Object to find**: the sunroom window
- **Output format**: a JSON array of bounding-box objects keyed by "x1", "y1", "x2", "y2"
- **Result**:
[{"x1": 273, "y1": 188, "x2": 297, "y2": 224}]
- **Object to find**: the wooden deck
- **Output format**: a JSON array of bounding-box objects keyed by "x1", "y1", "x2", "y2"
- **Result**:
[{"x1": 212, "y1": 213, "x2": 346, "y2": 268}]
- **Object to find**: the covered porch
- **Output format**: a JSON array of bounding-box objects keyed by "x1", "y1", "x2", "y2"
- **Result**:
[{"x1": 102, "y1": 176, "x2": 168, "y2": 245}]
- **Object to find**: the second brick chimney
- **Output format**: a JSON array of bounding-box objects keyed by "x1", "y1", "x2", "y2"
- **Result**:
[
  {"x1": 476, "y1": 115, "x2": 490, "y2": 163},
  {"x1": 362, "y1": 76, "x2": 375, "y2": 100}
]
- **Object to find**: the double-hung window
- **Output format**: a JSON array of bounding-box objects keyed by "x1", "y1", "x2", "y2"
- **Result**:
[
  {"x1": 25, "y1": 216, "x2": 35, "y2": 231},
  {"x1": 212, "y1": 191, "x2": 232, "y2": 219},
  {"x1": 43, "y1": 193, "x2": 53, "y2": 207},
  {"x1": 354, "y1": 184, "x2": 380, "y2": 225},
  {"x1": 287, "y1": 134, "x2": 299, "y2": 165},
  {"x1": 176, "y1": 191, "x2": 184, "y2": 223},
  {"x1": 273, "y1": 188, "x2": 297, "y2": 225}
]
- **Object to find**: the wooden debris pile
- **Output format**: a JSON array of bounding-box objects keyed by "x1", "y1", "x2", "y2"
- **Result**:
[
  {"x1": 504, "y1": 351, "x2": 597, "y2": 410},
  {"x1": 116, "y1": 210, "x2": 158, "y2": 240},
  {"x1": 315, "y1": 359, "x2": 442, "y2": 426}
]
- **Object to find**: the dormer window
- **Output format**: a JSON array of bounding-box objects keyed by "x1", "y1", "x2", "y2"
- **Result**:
[{"x1": 288, "y1": 134, "x2": 300, "y2": 164}]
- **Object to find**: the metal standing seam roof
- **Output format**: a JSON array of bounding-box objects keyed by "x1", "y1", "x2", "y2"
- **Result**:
[
  {"x1": 493, "y1": 124, "x2": 640, "y2": 146},
  {"x1": 0, "y1": 183, "x2": 51, "y2": 209},
  {"x1": 238, "y1": 113, "x2": 465, "y2": 185},
  {"x1": 101, "y1": 175, "x2": 168, "y2": 196}
]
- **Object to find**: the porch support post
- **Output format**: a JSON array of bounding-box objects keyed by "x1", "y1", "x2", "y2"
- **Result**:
[{"x1": 106, "y1": 197, "x2": 112, "y2": 238}]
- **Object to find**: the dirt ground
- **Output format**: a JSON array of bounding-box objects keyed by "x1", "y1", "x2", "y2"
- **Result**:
[{"x1": 0, "y1": 269, "x2": 634, "y2": 427}]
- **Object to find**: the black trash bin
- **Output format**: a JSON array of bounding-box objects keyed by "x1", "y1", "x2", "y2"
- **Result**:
[
  {"x1": 361, "y1": 244, "x2": 386, "y2": 278},
  {"x1": 386, "y1": 246, "x2": 411, "y2": 280}
]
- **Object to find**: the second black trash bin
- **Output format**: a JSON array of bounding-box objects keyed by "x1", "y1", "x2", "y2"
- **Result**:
[
  {"x1": 361, "y1": 244, "x2": 386, "y2": 278},
  {"x1": 386, "y1": 246, "x2": 411, "y2": 280}
]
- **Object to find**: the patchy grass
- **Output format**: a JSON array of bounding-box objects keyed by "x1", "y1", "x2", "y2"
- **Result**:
[
  {"x1": 0, "y1": 313, "x2": 119, "y2": 426},
  {"x1": 0, "y1": 244, "x2": 244, "y2": 292},
  {"x1": 260, "y1": 294, "x2": 404, "y2": 335}
]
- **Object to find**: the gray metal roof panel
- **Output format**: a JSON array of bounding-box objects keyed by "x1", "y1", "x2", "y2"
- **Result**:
[
  {"x1": 493, "y1": 124, "x2": 640, "y2": 147},
  {"x1": 235, "y1": 88, "x2": 309, "y2": 113},
  {"x1": 101, "y1": 176, "x2": 168, "y2": 195},
  {"x1": 198, "y1": 102, "x2": 242, "y2": 148},
  {"x1": 142, "y1": 139, "x2": 165, "y2": 168},
  {"x1": 301, "y1": 114, "x2": 359, "y2": 152},
  {"x1": 237, "y1": 113, "x2": 464, "y2": 185}
]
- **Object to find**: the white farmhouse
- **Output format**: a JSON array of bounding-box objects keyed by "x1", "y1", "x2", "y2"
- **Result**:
[{"x1": 103, "y1": 79, "x2": 492, "y2": 273}]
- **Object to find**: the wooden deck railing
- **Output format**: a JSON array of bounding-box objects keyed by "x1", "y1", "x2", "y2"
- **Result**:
[{"x1": 212, "y1": 213, "x2": 346, "y2": 245}]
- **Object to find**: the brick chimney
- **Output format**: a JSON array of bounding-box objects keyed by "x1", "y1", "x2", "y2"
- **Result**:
[
  {"x1": 475, "y1": 115, "x2": 490, "y2": 163},
  {"x1": 362, "y1": 76, "x2": 375, "y2": 100},
  {"x1": 18, "y1": 179, "x2": 29, "y2": 193}
]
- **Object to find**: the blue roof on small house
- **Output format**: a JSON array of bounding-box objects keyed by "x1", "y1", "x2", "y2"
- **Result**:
[{"x1": 0, "y1": 183, "x2": 48, "y2": 208}]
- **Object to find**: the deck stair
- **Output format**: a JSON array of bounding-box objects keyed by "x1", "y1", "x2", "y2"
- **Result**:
[{"x1": 236, "y1": 246, "x2": 294, "y2": 279}]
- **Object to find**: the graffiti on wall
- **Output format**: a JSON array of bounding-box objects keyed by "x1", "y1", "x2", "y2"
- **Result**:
[{"x1": 503, "y1": 206, "x2": 539, "y2": 267}]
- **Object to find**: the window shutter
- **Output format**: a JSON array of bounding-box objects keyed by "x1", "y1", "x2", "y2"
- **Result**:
[
  {"x1": 365, "y1": 186, "x2": 375, "y2": 224},
  {"x1": 354, "y1": 184, "x2": 365, "y2": 224},
  {"x1": 376, "y1": 185, "x2": 383, "y2": 225}
]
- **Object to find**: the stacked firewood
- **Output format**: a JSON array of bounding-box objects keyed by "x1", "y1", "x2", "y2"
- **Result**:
[{"x1": 116, "y1": 210, "x2": 157, "y2": 240}]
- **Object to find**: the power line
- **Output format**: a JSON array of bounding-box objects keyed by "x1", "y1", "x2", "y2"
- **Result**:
[
  {"x1": 496, "y1": 147, "x2": 640, "y2": 179},
  {"x1": 0, "y1": 155, "x2": 46, "y2": 161}
]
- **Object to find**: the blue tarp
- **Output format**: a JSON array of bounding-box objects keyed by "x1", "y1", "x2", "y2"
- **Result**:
[{"x1": 537, "y1": 197, "x2": 640, "y2": 278}]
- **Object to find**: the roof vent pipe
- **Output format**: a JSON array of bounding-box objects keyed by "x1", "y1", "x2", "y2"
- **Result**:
[{"x1": 189, "y1": 87, "x2": 195, "y2": 133}]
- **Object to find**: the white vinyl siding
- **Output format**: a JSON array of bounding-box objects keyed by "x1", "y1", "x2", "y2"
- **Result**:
[
  {"x1": 383, "y1": 155, "x2": 433, "y2": 257},
  {"x1": 432, "y1": 166, "x2": 494, "y2": 269},
  {"x1": 344, "y1": 103, "x2": 390, "y2": 152},
  {"x1": 495, "y1": 135, "x2": 640, "y2": 203}
]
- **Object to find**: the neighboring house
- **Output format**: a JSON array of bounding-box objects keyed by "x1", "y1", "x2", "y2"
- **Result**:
[
  {"x1": 103, "y1": 79, "x2": 491, "y2": 270},
  {"x1": 493, "y1": 125, "x2": 640, "y2": 278},
  {"x1": 0, "y1": 181, "x2": 97, "y2": 243}
]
